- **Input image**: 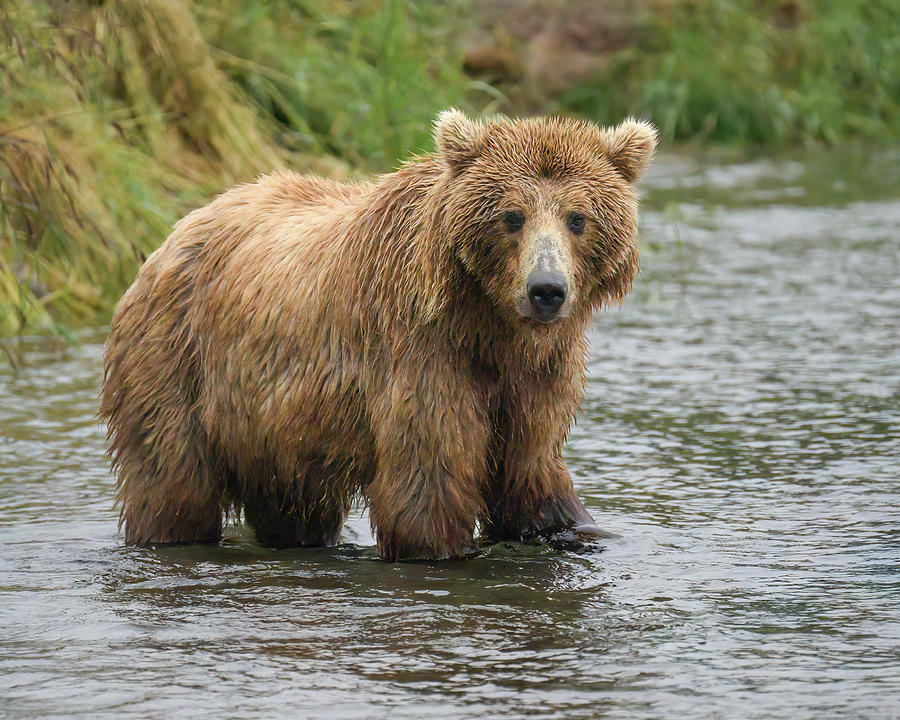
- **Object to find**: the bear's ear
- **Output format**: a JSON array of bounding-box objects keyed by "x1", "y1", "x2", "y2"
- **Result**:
[
  {"x1": 598, "y1": 118, "x2": 658, "y2": 182},
  {"x1": 434, "y1": 108, "x2": 485, "y2": 171}
]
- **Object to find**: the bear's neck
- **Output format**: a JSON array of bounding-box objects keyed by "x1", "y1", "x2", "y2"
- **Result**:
[{"x1": 442, "y1": 261, "x2": 591, "y2": 380}]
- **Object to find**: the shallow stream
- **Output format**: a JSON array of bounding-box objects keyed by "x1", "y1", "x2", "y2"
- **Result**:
[{"x1": 2, "y1": 149, "x2": 898, "y2": 718}]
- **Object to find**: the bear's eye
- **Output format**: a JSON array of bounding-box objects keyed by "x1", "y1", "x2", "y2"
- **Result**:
[
  {"x1": 503, "y1": 211, "x2": 525, "y2": 233},
  {"x1": 567, "y1": 212, "x2": 586, "y2": 235}
]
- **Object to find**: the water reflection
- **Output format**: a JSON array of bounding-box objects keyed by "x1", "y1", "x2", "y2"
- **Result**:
[{"x1": 1, "y1": 148, "x2": 899, "y2": 718}]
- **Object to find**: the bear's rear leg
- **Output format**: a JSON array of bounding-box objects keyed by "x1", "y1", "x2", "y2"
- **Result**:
[
  {"x1": 114, "y1": 429, "x2": 225, "y2": 546},
  {"x1": 241, "y1": 457, "x2": 352, "y2": 549},
  {"x1": 103, "y1": 293, "x2": 225, "y2": 545}
]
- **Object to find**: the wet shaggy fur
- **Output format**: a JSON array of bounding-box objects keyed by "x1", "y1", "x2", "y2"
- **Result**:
[{"x1": 101, "y1": 109, "x2": 656, "y2": 561}]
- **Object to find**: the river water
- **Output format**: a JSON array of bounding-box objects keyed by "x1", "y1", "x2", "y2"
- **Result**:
[{"x1": 1, "y1": 149, "x2": 898, "y2": 718}]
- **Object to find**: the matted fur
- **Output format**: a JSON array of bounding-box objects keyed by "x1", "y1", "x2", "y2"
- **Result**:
[{"x1": 101, "y1": 109, "x2": 656, "y2": 561}]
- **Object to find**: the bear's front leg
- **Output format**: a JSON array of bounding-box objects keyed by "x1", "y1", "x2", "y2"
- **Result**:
[
  {"x1": 367, "y1": 354, "x2": 490, "y2": 561},
  {"x1": 484, "y1": 371, "x2": 597, "y2": 542},
  {"x1": 485, "y1": 447, "x2": 595, "y2": 542}
]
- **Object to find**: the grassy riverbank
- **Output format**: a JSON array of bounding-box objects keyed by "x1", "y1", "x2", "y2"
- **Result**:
[
  {"x1": 1, "y1": 0, "x2": 897, "y2": 337},
  {"x1": 557, "y1": 0, "x2": 899, "y2": 144}
]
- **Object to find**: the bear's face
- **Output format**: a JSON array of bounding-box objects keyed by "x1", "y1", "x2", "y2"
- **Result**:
[{"x1": 434, "y1": 110, "x2": 656, "y2": 327}]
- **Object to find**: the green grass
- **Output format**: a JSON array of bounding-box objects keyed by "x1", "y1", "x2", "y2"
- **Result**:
[
  {"x1": 201, "y1": 0, "x2": 476, "y2": 169},
  {"x1": 558, "y1": 0, "x2": 900, "y2": 145},
  {"x1": 1, "y1": 1, "x2": 281, "y2": 335}
]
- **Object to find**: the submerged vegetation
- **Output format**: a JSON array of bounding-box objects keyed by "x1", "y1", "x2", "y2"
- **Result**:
[{"x1": 1, "y1": 0, "x2": 897, "y2": 337}]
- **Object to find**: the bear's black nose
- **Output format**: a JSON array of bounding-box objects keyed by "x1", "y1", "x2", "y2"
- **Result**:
[{"x1": 527, "y1": 272, "x2": 567, "y2": 318}]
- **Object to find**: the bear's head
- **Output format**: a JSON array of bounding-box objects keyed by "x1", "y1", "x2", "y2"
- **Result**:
[{"x1": 432, "y1": 109, "x2": 656, "y2": 327}]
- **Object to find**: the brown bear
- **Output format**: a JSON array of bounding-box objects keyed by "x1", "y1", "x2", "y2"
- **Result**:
[{"x1": 100, "y1": 109, "x2": 656, "y2": 561}]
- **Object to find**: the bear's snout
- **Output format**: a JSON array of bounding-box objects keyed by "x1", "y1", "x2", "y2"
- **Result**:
[{"x1": 526, "y1": 271, "x2": 568, "y2": 322}]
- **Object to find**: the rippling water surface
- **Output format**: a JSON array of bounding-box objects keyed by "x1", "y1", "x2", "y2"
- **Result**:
[{"x1": 2, "y1": 149, "x2": 899, "y2": 718}]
